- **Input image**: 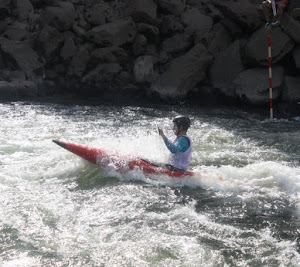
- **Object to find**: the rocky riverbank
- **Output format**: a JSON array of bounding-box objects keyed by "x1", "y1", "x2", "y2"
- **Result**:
[{"x1": 1, "y1": 0, "x2": 300, "y2": 110}]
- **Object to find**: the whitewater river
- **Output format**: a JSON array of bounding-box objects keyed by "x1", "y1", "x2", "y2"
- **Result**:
[{"x1": 1, "y1": 102, "x2": 300, "y2": 266}]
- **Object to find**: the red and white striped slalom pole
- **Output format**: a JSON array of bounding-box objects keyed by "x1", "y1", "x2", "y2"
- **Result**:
[{"x1": 268, "y1": 36, "x2": 273, "y2": 119}]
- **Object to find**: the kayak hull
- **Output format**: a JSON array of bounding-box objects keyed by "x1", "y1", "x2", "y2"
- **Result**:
[{"x1": 53, "y1": 140, "x2": 194, "y2": 178}]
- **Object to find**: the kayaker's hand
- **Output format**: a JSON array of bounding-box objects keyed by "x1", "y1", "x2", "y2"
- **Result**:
[{"x1": 158, "y1": 128, "x2": 164, "y2": 136}]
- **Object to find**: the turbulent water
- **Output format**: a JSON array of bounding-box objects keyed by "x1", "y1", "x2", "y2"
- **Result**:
[{"x1": 1, "y1": 102, "x2": 300, "y2": 267}]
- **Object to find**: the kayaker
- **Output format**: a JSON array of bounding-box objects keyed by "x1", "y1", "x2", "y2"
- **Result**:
[{"x1": 158, "y1": 116, "x2": 192, "y2": 171}]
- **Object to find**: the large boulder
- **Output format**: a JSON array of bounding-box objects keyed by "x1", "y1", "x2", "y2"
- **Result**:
[
  {"x1": 12, "y1": 80, "x2": 38, "y2": 98},
  {"x1": 293, "y1": 46, "x2": 300, "y2": 72},
  {"x1": 160, "y1": 15, "x2": 184, "y2": 36},
  {"x1": 212, "y1": 0, "x2": 261, "y2": 31},
  {"x1": 161, "y1": 33, "x2": 192, "y2": 54},
  {"x1": 40, "y1": 2, "x2": 76, "y2": 32},
  {"x1": 156, "y1": 0, "x2": 186, "y2": 16},
  {"x1": 0, "y1": 40, "x2": 43, "y2": 77},
  {"x1": 233, "y1": 66, "x2": 284, "y2": 105},
  {"x1": 83, "y1": 63, "x2": 122, "y2": 85},
  {"x1": 208, "y1": 23, "x2": 232, "y2": 56},
  {"x1": 150, "y1": 44, "x2": 213, "y2": 98},
  {"x1": 133, "y1": 55, "x2": 156, "y2": 83},
  {"x1": 84, "y1": 3, "x2": 108, "y2": 26},
  {"x1": 181, "y1": 8, "x2": 213, "y2": 33},
  {"x1": 0, "y1": 81, "x2": 18, "y2": 101},
  {"x1": 60, "y1": 32, "x2": 76, "y2": 60},
  {"x1": 13, "y1": 0, "x2": 34, "y2": 21},
  {"x1": 0, "y1": 0, "x2": 11, "y2": 18},
  {"x1": 37, "y1": 25, "x2": 64, "y2": 60},
  {"x1": 210, "y1": 40, "x2": 244, "y2": 96},
  {"x1": 87, "y1": 17, "x2": 136, "y2": 47},
  {"x1": 68, "y1": 47, "x2": 89, "y2": 77},
  {"x1": 129, "y1": 0, "x2": 157, "y2": 22},
  {"x1": 90, "y1": 46, "x2": 128, "y2": 64},
  {"x1": 282, "y1": 76, "x2": 300, "y2": 102},
  {"x1": 244, "y1": 27, "x2": 295, "y2": 66},
  {"x1": 281, "y1": 13, "x2": 300, "y2": 45}
]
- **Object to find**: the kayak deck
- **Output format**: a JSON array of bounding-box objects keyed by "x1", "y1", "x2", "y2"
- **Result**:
[{"x1": 53, "y1": 140, "x2": 194, "y2": 178}]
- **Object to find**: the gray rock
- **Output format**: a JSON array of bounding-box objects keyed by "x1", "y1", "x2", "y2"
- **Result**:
[
  {"x1": 84, "y1": 3, "x2": 107, "y2": 26},
  {"x1": 41, "y1": 2, "x2": 76, "y2": 31},
  {"x1": 12, "y1": 80, "x2": 38, "y2": 97},
  {"x1": 0, "y1": 0, "x2": 11, "y2": 18},
  {"x1": 181, "y1": 8, "x2": 213, "y2": 33},
  {"x1": 13, "y1": 0, "x2": 34, "y2": 21},
  {"x1": 3, "y1": 27, "x2": 31, "y2": 41},
  {"x1": 9, "y1": 70, "x2": 26, "y2": 81},
  {"x1": 91, "y1": 46, "x2": 127, "y2": 64},
  {"x1": 160, "y1": 15, "x2": 184, "y2": 36},
  {"x1": 60, "y1": 32, "x2": 77, "y2": 60},
  {"x1": 281, "y1": 13, "x2": 300, "y2": 45},
  {"x1": 156, "y1": 0, "x2": 186, "y2": 16},
  {"x1": 150, "y1": 44, "x2": 213, "y2": 98},
  {"x1": 132, "y1": 34, "x2": 147, "y2": 56},
  {"x1": 137, "y1": 23, "x2": 159, "y2": 43},
  {"x1": 208, "y1": 23, "x2": 232, "y2": 56},
  {"x1": 282, "y1": 76, "x2": 300, "y2": 102},
  {"x1": 162, "y1": 33, "x2": 192, "y2": 54},
  {"x1": 291, "y1": 8, "x2": 300, "y2": 23},
  {"x1": 1, "y1": 40, "x2": 43, "y2": 77},
  {"x1": 244, "y1": 26, "x2": 294, "y2": 66},
  {"x1": 68, "y1": 47, "x2": 89, "y2": 77},
  {"x1": 130, "y1": 0, "x2": 157, "y2": 22},
  {"x1": 233, "y1": 66, "x2": 284, "y2": 105},
  {"x1": 36, "y1": 80, "x2": 56, "y2": 97},
  {"x1": 87, "y1": 17, "x2": 136, "y2": 46},
  {"x1": 83, "y1": 63, "x2": 122, "y2": 84},
  {"x1": 38, "y1": 25, "x2": 64, "y2": 59},
  {"x1": 293, "y1": 46, "x2": 300, "y2": 71},
  {"x1": 133, "y1": 55, "x2": 156, "y2": 83},
  {"x1": 212, "y1": 0, "x2": 261, "y2": 31},
  {"x1": 0, "y1": 81, "x2": 18, "y2": 101},
  {"x1": 210, "y1": 40, "x2": 244, "y2": 96}
]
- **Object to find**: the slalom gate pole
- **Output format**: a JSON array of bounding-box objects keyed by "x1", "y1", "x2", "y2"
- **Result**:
[{"x1": 268, "y1": 36, "x2": 273, "y2": 120}]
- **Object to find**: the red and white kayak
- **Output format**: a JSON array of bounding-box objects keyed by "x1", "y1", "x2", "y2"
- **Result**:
[{"x1": 53, "y1": 140, "x2": 194, "y2": 178}]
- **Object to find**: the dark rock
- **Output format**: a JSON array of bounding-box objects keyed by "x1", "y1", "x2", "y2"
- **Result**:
[
  {"x1": 212, "y1": 0, "x2": 261, "y2": 31},
  {"x1": 210, "y1": 40, "x2": 244, "y2": 96},
  {"x1": 60, "y1": 32, "x2": 77, "y2": 60},
  {"x1": 233, "y1": 66, "x2": 284, "y2": 105},
  {"x1": 0, "y1": 0, "x2": 12, "y2": 18},
  {"x1": 162, "y1": 33, "x2": 192, "y2": 54},
  {"x1": 133, "y1": 55, "x2": 156, "y2": 83},
  {"x1": 160, "y1": 15, "x2": 184, "y2": 36},
  {"x1": 156, "y1": 0, "x2": 186, "y2": 16},
  {"x1": 132, "y1": 34, "x2": 147, "y2": 56},
  {"x1": 36, "y1": 79, "x2": 57, "y2": 96},
  {"x1": 0, "y1": 81, "x2": 18, "y2": 101},
  {"x1": 293, "y1": 46, "x2": 300, "y2": 72},
  {"x1": 137, "y1": 23, "x2": 159, "y2": 43},
  {"x1": 244, "y1": 26, "x2": 294, "y2": 66},
  {"x1": 37, "y1": 25, "x2": 64, "y2": 59},
  {"x1": 0, "y1": 40, "x2": 43, "y2": 77},
  {"x1": 87, "y1": 17, "x2": 136, "y2": 46},
  {"x1": 3, "y1": 27, "x2": 31, "y2": 41},
  {"x1": 84, "y1": 3, "x2": 107, "y2": 26},
  {"x1": 208, "y1": 23, "x2": 232, "y2": 56},
  {"x1": 13, "y1": 0, "x2": 34, "y2": 21},
  {"x1": 41, "y1": 2, "x2": 76, "y2": 32},
  {"x1": 281, "y1": 13, "x2": 300, "y2": 45},
  {"x1": 282, "y1": 76, "x2": 300, "y2": 102},
  {"x1": 90, "y1": 46, "x2": 127, "y2": 64},
  {"x1": 83, "y1": 63, "x2": 122, "y2": 84},
  {"x1": 12, "y1": 80, "x2": 38, "y2": 97},
  {"x1": 68, "y1": 47, "x2": 89, "y2": 77},
  {"x1": 150, "y1": 44, "x2": 213, "y2": 98},
  {"x1": 181, "y1": 8, "x2": 213, "y2": 33}
]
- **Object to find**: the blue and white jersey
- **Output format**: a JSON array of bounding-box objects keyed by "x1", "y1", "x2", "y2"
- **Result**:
[{"x1": 164, "y1": 135, "x2": 192, "y2": 170}]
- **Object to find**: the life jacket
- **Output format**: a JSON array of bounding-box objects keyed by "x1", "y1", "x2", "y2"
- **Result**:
[{"x1": 169, "y1": 135, "x2": 192, "y2": 171}]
